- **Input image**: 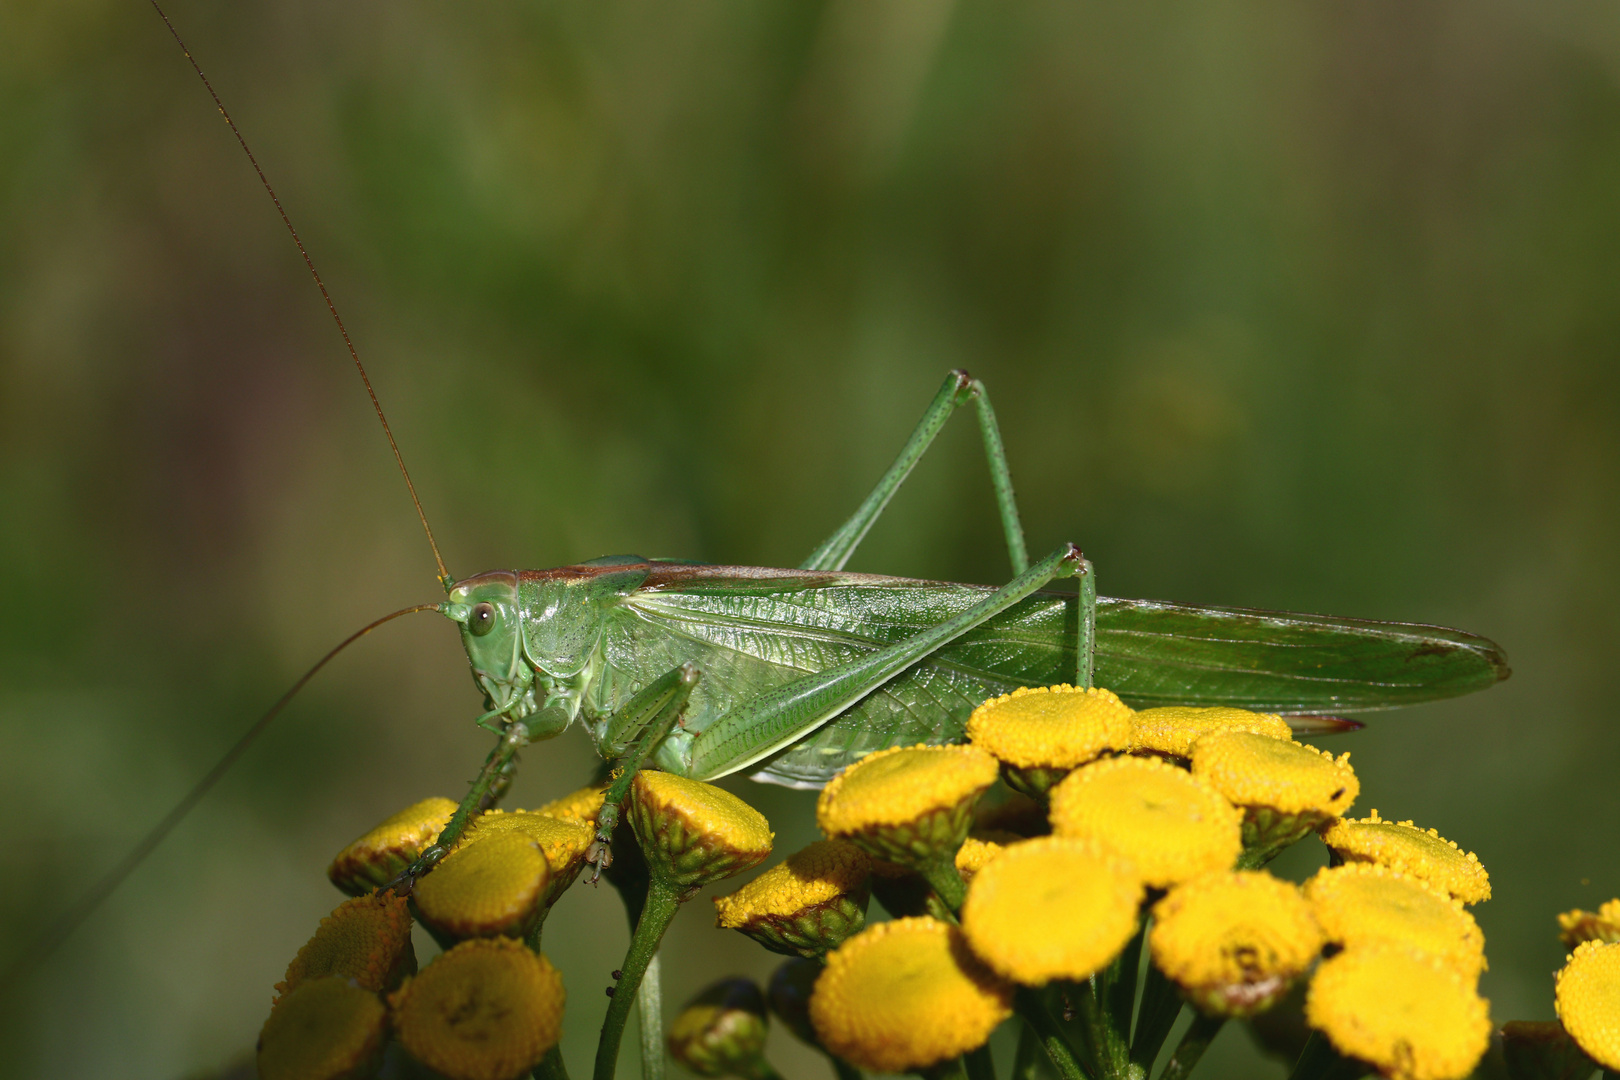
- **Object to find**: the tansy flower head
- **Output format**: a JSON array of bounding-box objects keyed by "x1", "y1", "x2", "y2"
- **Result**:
[
  {"x1": 460, "y1": 811, "x2": 594, "y2": 909},
  {"x1": 955, "y1": 835, "x2": 1009, "y2": 885},
  {"x1": 274, "y1": 892, "x2": 415, "y2": 1001},
  {"x1": 810, "y1": 916, "x2": 1013, "y2": 1073},
  {"x1": 1555, "y1": 940, "x2": 1620, "y2": 1069},
  {"x1": 1305, "y1": 864, "x2": 1486, "y2": 981},
  {"x1": 1149, "y1": 870, "x2": 1323, "y2": 1017},
  {"x1": 1559, "y1": 898, "x2": 1620, "y2": 947},
  {"x1": 413, "y1": 831, "x2": 548, "y2": 942},
  {"x1": 1319, "y1": 811, "x2": 1491, "y2": 904},
  {"x1": 961, "y1": 836, "x2": 1142, "y2": 985},
  {"x1": 327, "y1": 797, "x2": 456, "y2": 896},
  {"x1": 530, "y1": 784, "x2": 607, "y2": 825},
  {"x1": 1191, "y1": 732, "x2": 1358, "y2": 817},
  {"x1": 667, "y1": 977, "x2": 774, "y2": 1080},
  {"x1": 628, "y1": 770, "x2": 774, "y2": 889},
  {"x1": 257, "y1": 976, "x2": 388, "y2": 1080},
  {"x1": 1306, "y1": 945, "x2": 1491, "y2": 1080},
  {"x1": 391, "y1": 937, "x2": 565, "y2": 1080},
  {"x1": 1049, "y1": 755, "x2": 1242, "y2": 888},
  {"x1": 966, "y1": 685, "x2": 1133, "y2": 797},
  {"x1": 713, "y1": 839, "x2": 871, "y2": 958},
  {"x1": 817, "y1": 744, "x2": 999, "y2": 868},
  {"x1": 1130, "y1": 706, "x2": 1291, "y2": 758}
]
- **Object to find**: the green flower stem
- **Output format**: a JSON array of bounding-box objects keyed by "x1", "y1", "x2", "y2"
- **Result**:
[
  {"x1": 1015, "y1": 986, "x2": 1093, "y2": 1080},
  {"x1": 1128, "y1": 960, "x2": 1183, "y2": 1075},
  {"x1": 595, "y1": 879, "x2": 683, "y2": 1080},
  {"x1": 965, "y1": 1043, "x2": 998, "y2": 1080},
  {"x1": 1285, "y1": 1031, "x2": 1366, "y2": 1080},
  {"x1": 920, "y1": 858, "x2": 968, "y2": 915},
  {"x1": 1013, "y1": 1022, "x2": 1050, "y2": 1080},
  {"x1": 638, "y1": 950, "x2": 664, "y2": 1080},
  {"x1": 1068, "y1": 978, "x2": 1129, "y2": 1080},
  {"x1": 1158, "y1": 1014, "x2": 1225, "y2": 1080},
  {"x1": 534, "y1": 1044, "x2": 571, "y2": 1080}
]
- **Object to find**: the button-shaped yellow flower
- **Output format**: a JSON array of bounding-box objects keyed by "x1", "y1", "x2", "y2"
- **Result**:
[
  {"x1": 530, "y1": 784, "x2": 607, "y2": 825},
  {"x1": 967, "y1": 685, "x2": 1133, "y2": 797},
  {"x1": 391, "y1": 937, "x2": 566, "y2": 1080},
  {"x1": 327, "y1": 797, "x2": 456, "y2": 896},
  {"x1": 460, "y1": 810, "x2": 595, "y2": 909},
  {"x1": 629, "y1": 770, "x2": 774, "y2": 890},
  {"x1": 1559, "y1": 898, "x2": 1620, "y2": 948},
  {"x1": 1305, "y1": 864, "x2": 1486, "y2": 982},
  {"x1": 1049, "y1": 756, "x2": 1242, "y2": 888},
  {"x1": 413, "y1": 831, "x2": 548, "y2": 942},
  {"x1": 1555, "y1": 940, "x2": 1620, "y2": 1070},
  {"x1": 1306, "y1": 945, "x2": 1491, "y2": 1080},
  {"x1": 1191, "y1": 732, "x2": 1358, "y2": 817},
  {"x1": 1319, "y1": 811, "x2": 1491, "y2": 904},
  {"x1": 1149, "y1": 870, "x2": 1323, "y2": 1017},
  {"x1": 275, "y1": 892, "x2": 416, "y2": 1001},
  {"x1": 961, "y1": 836, "x2": 1143, "y2": 985},
  {"x1": 1130, "y1": 706, "x2": 1292, "y2": 758},
  {"x1": 258, "y1": 976, "x2": 388, "y2": 1080},
  {"x1": 817, "y1": 744, "x2": 1000, "y2": 867},
  {"x1": 713, "y1": 839, "x2": 871, "y2": 958},
  {"x1": 811, "y1": 916, "x2": 1013, "y2": 1073}
]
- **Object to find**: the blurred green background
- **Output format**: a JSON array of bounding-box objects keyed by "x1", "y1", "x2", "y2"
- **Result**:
[{"x1": 3, "y1": 1, "x2": 1618, "y2": 1077}]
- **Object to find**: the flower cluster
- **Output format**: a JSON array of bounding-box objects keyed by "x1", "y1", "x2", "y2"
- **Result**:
[
  {"x1": 704, "y1": 685, "x2": 1500, "y2": 1080},
  {"x1": 1497, "y1": 895, "x2": 1620, "y2": 1077},
  {"x1": 254, "y1": 683, "x2": 1519, "y2": 1080}
]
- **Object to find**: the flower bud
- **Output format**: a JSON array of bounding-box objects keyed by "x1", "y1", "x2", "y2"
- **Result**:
[
  {"x1": 667, "y1": 977, "x2": 775, "y2": 1080},
  {"x1": 627, "y1": 771, "x2": 774, "y2": 891},
  {"x1": 327, "y1": 797, "x2": 456, "y2": 896},
  {"x1": 714, "y1": 840, "x2": 871, "y2": 958}
]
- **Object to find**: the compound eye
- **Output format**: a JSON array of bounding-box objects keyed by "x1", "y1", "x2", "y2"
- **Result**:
[{"x1": 469, "y1": 602, "x2": 497, "y2": 637}]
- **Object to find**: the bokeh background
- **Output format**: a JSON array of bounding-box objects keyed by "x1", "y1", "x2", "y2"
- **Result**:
[{"x1": 3, "y1": 2, "x2": 1618, "y2": 1077}]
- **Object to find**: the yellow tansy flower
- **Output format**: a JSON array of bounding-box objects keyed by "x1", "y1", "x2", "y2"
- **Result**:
[
  {"x1": 713, "y1": 839, "x2": 871, "y2": 958},
  {"x1": 961, "y1": 836, "x2": 1143, "y2": 985},
  {"x1": 1319, "y1": 811, "x2": 1491, "y2": 905},
  {"x1": 391, "y1": 937, "x2": 565, "y2": 1080},
  {"x1": 628, "y1": 770, "x2": 774, "y2": 889},
  {"x1": 414, "y1": 831, "x2": 548, "y2": 941},
  {"x1": 258, "y1": 976, "x2": 388, "y2": 1080},
  {"x1": 1130, "y1": 706, "x2": 1292, "y2": 758},
  {"x1": 1190, "y1": 732, "x2": 1358, "y2": 817},
  {"x1": 274, "y1": 892, "x2": 415, "y2": 1001},
  {"x1": 530, "y1": 784, "x2": 607, "y2": 825},
  {"x1": 967, "y1": 685, "x2": 1133, "y2": 797},
  {"x1": 1559, "y1": 898, "x2": 1620, "y2": 948},
  {"x1": 1048, "y1": 755, "x2": 1242, "y2": 888},
  {"x1": 810, "y1": 916, "x2": 1013, "y2": 1073},
  {"x1": 1305, "y1": 864, "x2": 1486, "y2": 981},
  {"x1": 327, "y1": 796, "x2": 456, "y2": 896},
  {"x1": 955, "y1": 835, "x2": 1009, "y2": 885},
  {"x1": 817, "y1": 744, "x2": 999, "y2": 863},
  {"x1": 460, "y1": 810, "x2": 594, "y2": 908},
  {"x1": 1555, "y1": 940, "x2": 1620, "y2": 1069},
  {"x1": 1149, "y1": 870, "x2": 1323, "y2": 1017},
  {"x1": 1306, "y1": 945, "x2": 1491, "y2": 1080}
]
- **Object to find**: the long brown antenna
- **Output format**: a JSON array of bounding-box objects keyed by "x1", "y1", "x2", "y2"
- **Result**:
[
  {"x1": 1, "y1": 603, "x2": 442, "y2": 989},
  {"x1": 148, "y1": 0, "x2": 452, "y2": 590}
]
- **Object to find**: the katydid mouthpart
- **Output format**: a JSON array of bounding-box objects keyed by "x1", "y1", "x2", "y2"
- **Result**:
[{"x1": 6, "y1": 0, "x2": 1510, "y2": 986}]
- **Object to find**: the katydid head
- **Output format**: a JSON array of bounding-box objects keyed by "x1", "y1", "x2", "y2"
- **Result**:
[{"x1": 441, "y1": 572, "x2": 554, "y2": 731}]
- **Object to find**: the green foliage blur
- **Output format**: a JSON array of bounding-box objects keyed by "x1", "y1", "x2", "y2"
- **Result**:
[{"x1": 2, "y1": 3, "x2": 1617, "y2": 1077}]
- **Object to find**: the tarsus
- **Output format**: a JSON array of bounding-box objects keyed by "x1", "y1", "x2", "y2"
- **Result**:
[
  {"x1": 147, "y1": 0, "x2": 453, "y2": 590},
  {"x1": 1, "y1": 603, "x2": 441, "y2": 989}
]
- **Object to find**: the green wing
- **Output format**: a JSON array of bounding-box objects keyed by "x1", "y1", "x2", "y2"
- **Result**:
[{"x1": 585, "y1": 564, "x2": 1507, "y2": 787}]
